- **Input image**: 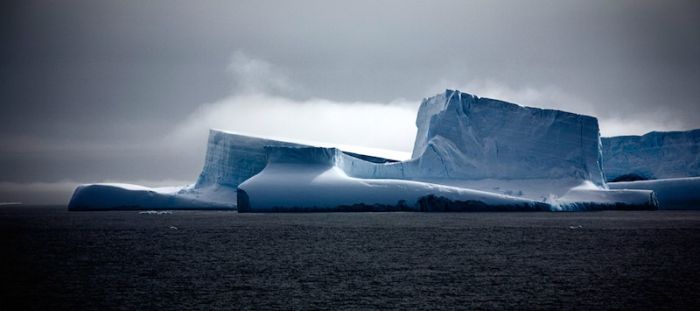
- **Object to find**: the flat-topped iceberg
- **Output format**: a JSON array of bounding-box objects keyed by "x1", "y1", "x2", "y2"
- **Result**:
[
  {"x1": 68, "y1": 130, "x2": 397, "y2": 210},
  {"x1": 68, "y1": 183, "x2": 234, "y2": 210},
  {"x1": 69, "y1": 89, "x2": 698, "y2": 211},
  {"x1": 602, "y1": 129, "x2": 700, "y2": 182},
  {"x1": 411, "y1": 90, "x2": 605, "y2": 184},
  {"x1": 598, "y1": 129, "x2": 700, "y2": 210}
]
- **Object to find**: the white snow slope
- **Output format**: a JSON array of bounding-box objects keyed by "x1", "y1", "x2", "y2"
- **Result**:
[
  {"x1": 237, "y1": 147, "x2": 552, "y2": 212},
  {"x1": 238, "y1": 146, "x2": 656, "y2": 212}
]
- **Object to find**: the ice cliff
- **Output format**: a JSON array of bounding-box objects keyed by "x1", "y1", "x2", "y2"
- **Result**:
[
  {"x1": 68, "y1": 130, "x2": 396, "y2": 210},
  {"x1": 195, "y1": 130, "x2": 306, "y2": 189},
  {"x1": 411, "y1": 90, "x2": 605, "y2": 184},
  {"x1": 330, "y1": 90, "x2": 609, "y2": 202},
  {"x1": 601, "y1": 129, "x2": 700, "y2": 210},
  {"x1": 235, "y1": 90, "x2": 655, "y2": 212},
  {"x1": 602, "y1": 129, "x2": 700, "y2": 181},
  {"x1": 69, "y1": 89, "x2": 686, "y2": 211}
]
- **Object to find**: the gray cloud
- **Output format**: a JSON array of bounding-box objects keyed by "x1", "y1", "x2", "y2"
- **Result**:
[{"x1": 1, "y1": 0, "x2": 699, "y2": 203}]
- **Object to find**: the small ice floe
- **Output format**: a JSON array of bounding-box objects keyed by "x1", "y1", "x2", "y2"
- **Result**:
[
  {"x1": 169, "y1": 226, "x2": 178, "y2": 230},
  {"x1": 139, "y1": 210, "x2": 172, "y2": 215},
  {"x1": 568, "y1": 225, "x2": 583, "y2": 229}
]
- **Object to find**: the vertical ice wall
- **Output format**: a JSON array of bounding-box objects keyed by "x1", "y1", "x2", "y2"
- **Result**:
[
  {"x1": 194, "y1": 130, "x2": 304, "y2": 188},
  {"x1": 602, "y1": 129, "x2": 700, "y2": 181},
  {"x1": 193, "y1": 129, "x2": 398, "y2": 189},
  {"x1": 411, "y1": 90, "x2": 605, "y2": 184}
]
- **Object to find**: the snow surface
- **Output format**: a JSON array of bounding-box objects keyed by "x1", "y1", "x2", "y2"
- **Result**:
[
  {"x1": 556, "y1": 181, "x2": 657, "y2": 211},
  {"x1": 238, "y1": 147, "x2": 551, "y2": 212},
  {"x1": 238, "y1": 146, "x2": 657, "y2": 212},
  {"x1": 602, "y1": 129, "x2": 700, "y2": 181},
  {"x1": 608, "y1": 177, "x2": 700, "y2": 209}
]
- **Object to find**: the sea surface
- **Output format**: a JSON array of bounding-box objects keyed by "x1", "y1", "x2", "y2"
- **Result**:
[{"x1": 2, "y1": 206, "x2": 700, "y2": 309}]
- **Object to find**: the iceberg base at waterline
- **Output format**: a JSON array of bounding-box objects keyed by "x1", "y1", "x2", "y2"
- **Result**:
[
  {"x1": 607, "y1": 177, "x2": 700, "y2": 210},
  {"x1": 66, "y1": 129, "x2": 400, "y2": 211},
  {"x1": 68, "y1": 183, "x2": 236, "y2": 211},
  {"x1": 236, "y1": 147, "x2": 657, "y2": 212},
  {"x1": 66, "y1": 89, "x2": 697, "y2": 212},
  {"x1": 236, "y1": 146, "x2": 550, "y2": 212}
]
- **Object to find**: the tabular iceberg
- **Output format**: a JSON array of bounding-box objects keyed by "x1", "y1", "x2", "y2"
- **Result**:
[
  {"x1": 68, "y1": 130, "x2": 397, "y2": 210},
  {"x1": 599, "y1": 129, "x2": 700, "y2": 210},
  {"x1": 67, "y1": 183, "x2": 233, "y2": 210},
  {"x1": 68, "y1": 131, "x2": 304, "y2": 210},
  {"x1": 68, "y1": 89, "x2": 694, "y2": 211},
  {"x1": 410, "y1": 90, "x2": 605, "y2": 184},
  {"x1": 602, "y1": 129, "x2": 700, "y2": 181},
  {"x1": 236, "y1": 88, "x2": 667, "y2": 211}
]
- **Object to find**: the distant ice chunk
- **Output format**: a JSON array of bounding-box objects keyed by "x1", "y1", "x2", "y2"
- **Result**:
[
  {"x1": 68, "y1": 183, "x2": 234, "y2": 210},
  {"x1": 602, "y1": 129, "x2": 700, "y2": 181},
  {"x1": 139, "y1": 210, "x2": 172, "y2": 215}
]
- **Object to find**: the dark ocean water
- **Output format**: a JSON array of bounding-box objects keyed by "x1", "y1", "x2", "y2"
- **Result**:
[{"x1": 2, "y1": 206, "x2": 700, "y2": 310}]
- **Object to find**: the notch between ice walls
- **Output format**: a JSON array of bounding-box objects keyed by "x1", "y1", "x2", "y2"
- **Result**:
[
  {"x1": 197, "y1": 89, "x2": 607, "y2": 189},
  {"x1": 234, "y1": 90, "x2": 645, "y2": 212}
]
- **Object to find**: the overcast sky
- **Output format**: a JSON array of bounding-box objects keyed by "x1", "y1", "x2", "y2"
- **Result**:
[{"x1": 2, "y1": 0, "x2": 699, "y2": 204}]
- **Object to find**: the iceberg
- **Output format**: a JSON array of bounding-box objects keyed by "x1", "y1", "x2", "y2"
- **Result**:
[
  {"x1": 68, "y1": 183, "x2": 233, "y2": 210},
  {"x1": 68, "y1": 130, "x2": 397, "y2": 210},
  {"x1": 236, "y1": 90, "x2": 655, "y2": 211},
  {"x1": 377, "y1": 90, "x2": 613, "y2": 204},
  {"x1": 69, "y1": 89, "x2": 684, "y2": 211},
  {"x1": 410, "y1": 90, "x2": 605, "y2": 184},
  {"x1": 237, "y1": 146, "x2": 551, "y2": 212},
  {"x1": 298, "y1": 90, "x2": 610, "y2": 200},
  {"x1": 69, "y1": 131, "x2": 304, "y2": 210},
  {"x1": 602, "y1": 129, "x2": 700, "y2": 181},
  {"x1": 193, "y1": 129, "x2": 308, "y2": 191},
  {"x1": 599, "y1": 129, "x2": 700, "y2": 210}
]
